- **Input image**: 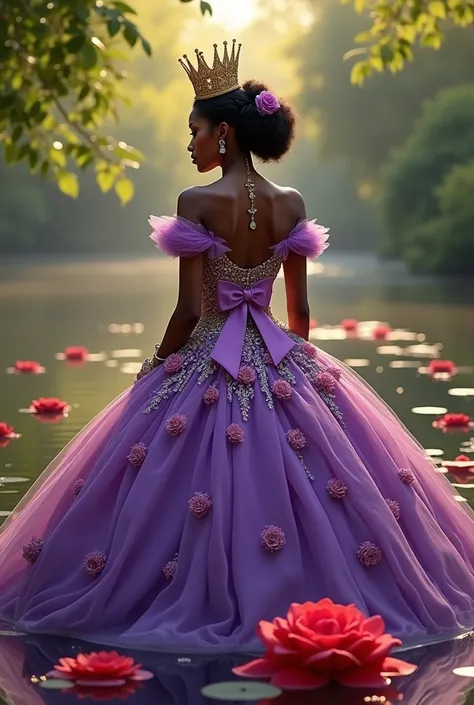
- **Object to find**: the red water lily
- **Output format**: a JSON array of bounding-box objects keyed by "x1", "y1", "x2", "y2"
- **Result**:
[
  {"x1": 0, "y1": 422, "x2": 16, "y2": 439},
  {"x1": 373, "y1": 324, "x2": 391, "y2": 340},
  {"x1": 13, "y1": 360, "x2": 44, "y2": 374},
  {"x1": 48, "y1": 651, "x2": 153, "y2": 688},
  {"x1": 428, "y1": 359, "x2": 457, "y2": 375},
  {"x1": 433, "y1": 413, "x2": 472, "y2": 432},
  {"x1": 29, "y1": 397, "x2": 69, "y2": 416},
  {"x1": 64, "y1": 346, "x2": 88, "y2": 361},
  {"x1": 342, "y1": 319, "x2": 358, "y2": 332},
  {"x1": 443, "y1": 455, "x2": 474, "y2": 483},
  {"x1": 233, "y1": 599, "x2": 416, "y2": 690}
]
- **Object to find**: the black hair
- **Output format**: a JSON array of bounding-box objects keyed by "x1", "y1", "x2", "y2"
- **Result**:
[{"x1": 193, "y1": 79, "x2": 296, "y2": 162}]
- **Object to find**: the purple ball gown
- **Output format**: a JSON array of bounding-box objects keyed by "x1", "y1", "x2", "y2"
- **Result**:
[{"x1": 0, "y1": 215, "x2": 474, "y2": 653}]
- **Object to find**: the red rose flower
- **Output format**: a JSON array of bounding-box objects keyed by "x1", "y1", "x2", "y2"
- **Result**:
[
  {"x1": 14, "y1": 360, "x2": 43, "y2": 374},
  {"x1": 233, "y1": 598, "x2": 416, "y2": 690},
  {"x1": 0, "y1": 422, "x2": 15, "y2": 439},
  {"x1": 341, "y1": 319, "x2": 358, "y2": 332},
  {"x1": 433, "y1": 413, "x2": 471, "y2": 431},
  {"x1": 29, "y1": 397, "x2": 69, "y2": 415},
  {"x1": 49, "y1": 651, "x2": 153, "y2": 686},
  {"x1": 373, "y1": 324, "x2": 391, "y2": 340},
  {"x1": 64, "y1": 346, "x2": 88, "y2": 361},
  {"x1": 428, "y1": 360, "x2": 457, "y2": 375}
]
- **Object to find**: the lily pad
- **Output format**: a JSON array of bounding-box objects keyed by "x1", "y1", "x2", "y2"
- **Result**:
[
  {"x1": 40, "y1": 679, "x2": 75, "y2": 690},
  {"x1": 201, "y1": 681, "x2": 281, "y2": 701}
]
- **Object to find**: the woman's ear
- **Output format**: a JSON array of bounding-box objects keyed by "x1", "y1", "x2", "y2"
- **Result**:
[{"x1": 219, "y1": 122, "x2": 230, "y2": 140}]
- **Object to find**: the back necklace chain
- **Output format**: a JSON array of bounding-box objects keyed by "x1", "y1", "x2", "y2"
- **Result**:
[{"x1": 245, "y1": 158, "x2": 257, "y2": 230}]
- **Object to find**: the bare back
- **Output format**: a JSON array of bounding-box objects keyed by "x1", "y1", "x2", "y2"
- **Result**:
[{"x1": 191, "y1": 170, "x2": 304, "y2": 269}]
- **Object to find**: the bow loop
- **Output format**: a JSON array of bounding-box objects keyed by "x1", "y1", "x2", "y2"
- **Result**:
[{"x1": 211, "y1": 278, "x2": 295, "y2": 379}]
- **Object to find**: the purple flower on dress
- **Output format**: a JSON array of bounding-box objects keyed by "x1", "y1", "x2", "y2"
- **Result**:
[
  {"x1": 203, "y1": 385, "x2": 219, "y2": 405},
  {"x1": 22, "y1": 537, "x2": 45, "y2": 564},
  {"x1": 287, "y1": 428, "x2": 307, "y2": 450},
  {"x1": 385, "y1": 498, "x2": 401, "y2": 520},
  {"x1": 126, "y1": 442, "x2": 147, "y2": 468},
  {"x1": 326, "y1": 366, "x2": 342, "y2": 382},
  {"x1": 72, "y1": 478, "x2": 85, "y2": 497},
  {"x1": 260, "y1": 525, "x2": 286, "y2": 552},
  {"x1": 226, "y1": 423, "x2": 244, "y2": 444},
  {"x1": 83, "y1": 550, "x2": 107, "y2": 578},
  {"x1": 314, "y1": 371, "x2": 337, "y2": 394},
  {"x1": 164, "y1": 353, "x2": 183, "y2": 374},
  {"x1": 188, "y1": 492, "x2": 212, "y2": 518},
  {"x1": 163, "y1": 553, "x2": 178, "y2": 581},
  {"x1": 357, "y1": 541, "x2": 382, "y2": 567},
  {"x1": 238, "y1": 366, "x2": 256, "y2": 385},
  {"x1": 398, "y1": 468, "x2": 415, "y2": 485},
  {"x1": 326, "y1": 477, "x2": 347, "y2": 499},
  {"x1": 166, "y1": 414, "x2": 187, "y2": 436},
  {"x1": 271, "y1": 379, "x2": 293, "y2": 400},
  {"x1": 301, "y1": 342, "x2": 318, "y2": 360}
]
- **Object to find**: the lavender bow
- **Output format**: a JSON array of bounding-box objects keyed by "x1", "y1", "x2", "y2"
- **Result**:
[{"x1": 211, "y1": 278, "x2": 295, "y2": 379}]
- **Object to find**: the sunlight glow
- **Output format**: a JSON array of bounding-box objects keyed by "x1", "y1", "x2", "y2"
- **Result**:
[{"x1": 211, "y1": 0, "x2": 257, "y2": 30}]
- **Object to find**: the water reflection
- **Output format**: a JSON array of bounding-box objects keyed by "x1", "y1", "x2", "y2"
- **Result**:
[{"x1": 1, "y1": 633, "x2": 474, "y2": 705}]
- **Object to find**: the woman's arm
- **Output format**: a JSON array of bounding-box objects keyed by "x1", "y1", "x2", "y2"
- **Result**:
[
  {"x1": 282, "y1": 191, "x2": 310, "y2": 340},
  {"x1": 154, "y1": 189, "x2": 204, "y2": 363}
]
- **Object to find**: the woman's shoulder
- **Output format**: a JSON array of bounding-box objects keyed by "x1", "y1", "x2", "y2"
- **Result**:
[{"x1": 149, "y1": 187, "x2": 230, "y2": 260}]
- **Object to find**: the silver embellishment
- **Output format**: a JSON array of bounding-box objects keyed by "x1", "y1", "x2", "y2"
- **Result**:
[{"x1": 245, "y1": 158, "x2": 257, "y2": 231}]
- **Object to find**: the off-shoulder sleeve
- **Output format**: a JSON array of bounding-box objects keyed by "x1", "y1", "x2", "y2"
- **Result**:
[
  {"x1": 148, "y1": 215, "x2": 231, "y2": 259},
  {"x1": 271, "y1": 219, "x2": 330, "y2": 261}
]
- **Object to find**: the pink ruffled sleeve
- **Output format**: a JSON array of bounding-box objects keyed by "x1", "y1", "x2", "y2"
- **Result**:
[
  {"x1": 271, "y1": 219, "x2": 330, "y2": 261},
  {"x1": 148, "y1": 215, "x2": 231, "y2": 259}
]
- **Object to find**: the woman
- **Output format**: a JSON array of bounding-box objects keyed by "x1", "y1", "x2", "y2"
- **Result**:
[{"x1": 0, "y1": 40, "x2": 473, "y2": 653}]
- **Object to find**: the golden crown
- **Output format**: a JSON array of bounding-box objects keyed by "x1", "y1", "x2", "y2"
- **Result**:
[{"x1": 178, "y1": 39, "x2": 242, "y2": 101}]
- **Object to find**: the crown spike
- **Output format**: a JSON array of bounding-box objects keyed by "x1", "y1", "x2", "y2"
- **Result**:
[{"x1": 178, "y1": 40, "x2": 242, "y2": 100}]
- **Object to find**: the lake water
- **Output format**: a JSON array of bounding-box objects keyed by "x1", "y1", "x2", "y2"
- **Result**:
[{"x1": 0, "y1": 253, "x2": 474, "y2": 704}]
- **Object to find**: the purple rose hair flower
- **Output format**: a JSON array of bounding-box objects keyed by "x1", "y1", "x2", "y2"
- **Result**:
[
  {"x1": 188, "y1": 492, "x2": 212, "y2": 518},
  {"x1": 22, "y1": 537, "x2": 45, "y2": 564},
  {"x1": 126, "y1": 442, "x2": 147, "y2": 468},
  {"x1": 314, "y1": 371, "x2": 337, "y2": 394},
  {"x1": 72, "y1": 478, "x2": 85, "y2": 497},
  {"x1": 385, "y1": 498, "x2": 401, "y2": 520},
  {"x1": 357, "y1": 541, "x2": 382, "y2": 567},
  {"x1": 238, "y1": 366, "x2": 256, "y2": 385},
  {"x1": 301, "y1": 342, "x2": 318, "y2": 360},
  {"x1": 164, "y1": 353, "x2": 183, "y2": 374},
  {"x1": 226, "y1": 423, "x2": 244, "y2": 444},
  {"x1": 287, "y1": 428, "x2": 307, "y2": 450},
  {"x1": 255, "y1": 91, "x2": 281, "y2": 116},
  {"x1": 326, "y1": 477, "x2": 347, "y2": 500},
  {"x1": 83, "y1": 550, "x2": 107, "y2": 578},
  {"x1": 326, "y1": 366, "x2": 342, "y2": 382},
  {"x1": 398, "y1": 468, "x2": 415, "y2": 485},
  {"x1": 163, "y1": 553, "x2": 178, "y2": 581},
  {"x1": 271, "y1": 378, "x2": 293, "y2": 400},
  {"x1": 260, "y1": 525, "x2": 286, "y2": 552},
  {"x1": 166, "y1": 414, "x2": 187, "y2": 436},
  {"x1": 203, "y1": 384, "x2": 219, "y2": 405}
]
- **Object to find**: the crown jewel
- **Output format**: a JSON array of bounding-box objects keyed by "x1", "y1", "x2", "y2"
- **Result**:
[{"x1": 178, "y1": 39, "x2": 242, "y2": 101}]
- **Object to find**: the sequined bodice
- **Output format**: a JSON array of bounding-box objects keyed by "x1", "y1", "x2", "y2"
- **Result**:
[{"x1": 194, "y1": 252, "x2": 283, "y2": 337}]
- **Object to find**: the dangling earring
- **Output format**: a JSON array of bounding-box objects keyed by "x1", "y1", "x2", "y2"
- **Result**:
[{"x1": 219, "y1": 138, "x2": 226, "y2": 155}]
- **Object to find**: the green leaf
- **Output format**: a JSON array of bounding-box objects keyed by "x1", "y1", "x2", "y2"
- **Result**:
[
  {"x1": 80, "y1": 43, "x2": 97, "y2": 69},
  {"x1": 41, "y1": 160, "x2": 50, "y2": 176},
  {"x1": 58, "y1": 171, "x2": 79, "y2": 198},
  {"x1": 50, "y1": 147, "x2": 66, "y2": 167},
  {"x1": 200, "y1": 1, "x2": 212, "y2": 16},
  {"x1": 66, "y1": 34, "x2": 86, "y2": 53},
  {"x1": 350, "y1": 61, "x2": 371, "y2": 85},
  {"x1": 141, "y1": 37, "x2": 152, "y2": 56},
  {"x1": 123, "y1": 25, "x2": 138, "y2": 47},
  {"x1": 0, "y1": 92, "x2": 16, "y2": 109},
  {"x1": 113, "y1": 143, "x2": 144, "y2": 161},
  {"x1": 78, "y1": 85, "x2": 90, "y2": 101},
  {"x1": 4, "y1": 142, "x2": 16, "y2": 165},
  {"x1": 97, "y1": 170, "x2": 116, "y2": 192},
  {"x1": 428, "y1": 1, "x2": 447, "y2": 19},
  {"x1": 114, "y1": 177, "x2": 135, "y2": 205},
  {"x1": 28, "y1": 148, "x2": 39, "y2": 169},
  {"x1": 112, "y1": 1, "x2": 137, "y2": 14},
  {"x1": 11, "y1": 125, "x2": 23, "y2": 142},
  {"x1": 11, "y1": 73, "x2": 22, "y2": 90},
  {"x1": 107, "y1": 17, "x2": 121, "y2": 36}
]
